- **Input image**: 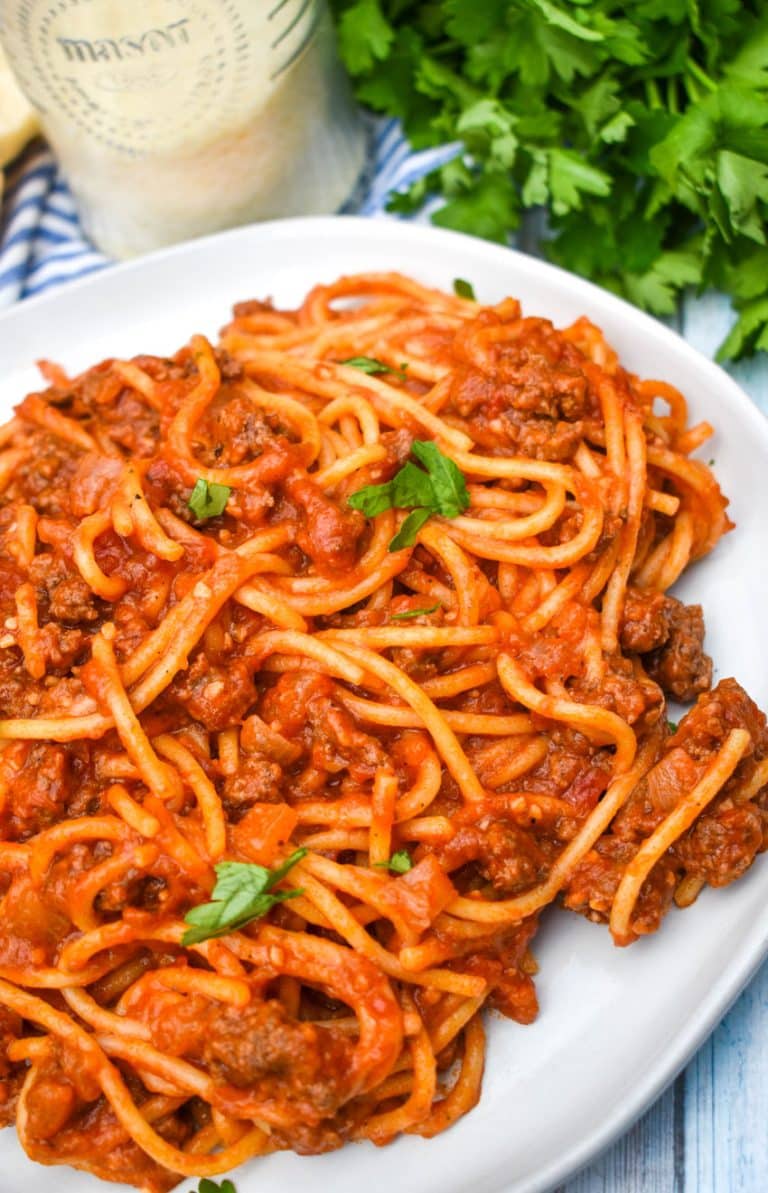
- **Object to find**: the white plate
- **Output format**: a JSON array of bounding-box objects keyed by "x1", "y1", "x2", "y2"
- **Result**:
[{"x1": 1, "y1": 216, "x2": 767, "y2": 1193}]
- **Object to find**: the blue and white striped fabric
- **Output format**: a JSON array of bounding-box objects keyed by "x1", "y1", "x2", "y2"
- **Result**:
[
  {"x1": 0, "y1": 119, "x2": 458, "y2": 308},
  {"x1": 0, "y1": 143, "x2": 109, "y2": 306}
]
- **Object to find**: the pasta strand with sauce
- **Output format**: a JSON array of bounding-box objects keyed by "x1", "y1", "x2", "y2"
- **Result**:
[{"x1": 0, "y1": 274, "x2": 765, "y2": 1190}]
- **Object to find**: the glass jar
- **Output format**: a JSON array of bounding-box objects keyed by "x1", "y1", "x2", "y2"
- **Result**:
[{"x1": 0, "y1": 0, "x2": 366, "y2": 258}]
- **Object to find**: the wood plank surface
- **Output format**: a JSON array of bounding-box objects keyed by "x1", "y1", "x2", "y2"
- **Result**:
[
  {"x1": 558, "y1": 293, "x2": 767, "y2": 1192},
  {"x1": 554, "y1": 1082, "x2": 682, "y2": 1192}
]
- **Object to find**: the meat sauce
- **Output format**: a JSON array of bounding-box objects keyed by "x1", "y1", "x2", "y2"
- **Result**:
[{"x1": 0, "y1": 285, "x2": 764, "y2": 1191}]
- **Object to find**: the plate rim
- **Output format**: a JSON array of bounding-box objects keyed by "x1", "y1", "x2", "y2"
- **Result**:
[
  {"x1": 2, "y1": 214, "x2": 768, "y2": 1193},
  {"x1": 3, "y1": 213, "x2": 764, "y2": 444}
]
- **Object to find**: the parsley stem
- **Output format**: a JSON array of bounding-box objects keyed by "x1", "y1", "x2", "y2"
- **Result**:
[
  {"x1": 683, "y1": 74, "x2": 700, "y2": 104},
  {"x1": 666, "y1": 77, "x2": 679, "y2": 115},
  {"x1": 686, "y1": 58, "x2": 716, "y2": 92},
  {"x1": 645, "y1": 79, "x2": 662, "y2": 110}
]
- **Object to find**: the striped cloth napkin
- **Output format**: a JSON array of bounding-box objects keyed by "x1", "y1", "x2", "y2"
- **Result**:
[{"x1": 0, "y1": 119, "x2": 458, "y2": 308}]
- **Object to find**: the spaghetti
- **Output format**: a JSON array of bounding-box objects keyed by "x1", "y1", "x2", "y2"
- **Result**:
[{"x1": 0, "y1": 272, "x2": 766, "y2": 1190}]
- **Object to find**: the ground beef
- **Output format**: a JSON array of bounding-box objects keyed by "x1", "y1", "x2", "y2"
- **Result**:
[
  {"x1": 48, "y1": 575, "x2": 101, "y2": 624},
  {"x1": 12, "y1": 439, "x2": 79, "y2": 517},
  {"x1": 231, "y1": 297, "x2": 275, "y2": 318},
  {"x1": 501, "y1": 409, "x2": 584, "y2": 461},
  {"x1": 221, "y1": 753, "x2": 284, "y2": 813},
  {"x1": 674, "y1": 803, "x2": 765, "y2": 887},
  {"x1": 0, "y1": 651, "x2": 43, "y2": 718},
  {"x1": 619, "y1": 589, "x2": 712, "y2": 702},
  {"x1": 517, "y1": 726, "x2": 599, "y2": 800},
  {"x1": 259, "y1": 673, "x2": 388, "y2": 782},
  {"x1": 166, "y1": 654, "x2": 256, "y2": 731},
  {"x1": 477, "y1": 821, "x2": 551, "y2": 893},
  {"x1": 269, "y1": 1118, "x2": 348, "y2": 1156},
  {"x1": 0, "y1": 1008, "x2": 20, "y2": 1079},
  {"x1": 0, "y1": 1005, "x2": 22, "y2": 1129},
  {"x1": 94, "y1": 390, "x2": 160, "y2": 458},
  {"x1": 0, "y1": 742, "x2": 89, "y2": 840},
  {"x1": 283, "y1": 474, "x2": 364, "y2": 575},
  {"x1": 375, "y1": 428, "x2": 413, "y2": 477},
  {"x1": 438, "y1": 918, "x2": 540, "y2": 1024},
  {"x1": 674, "y1": 677, "x2": 768, "y2": 763},
  {"x1": 620, "y1": 587, "x2": 673, "y2": 654},
  {"x1": 645, "y1": 601, "x2": 711, "y2": 701},
  {"x1": 565, "y1": 679, "x2": 768, "y2": 935},
  {"x1": 511, "y1": 603, "x2": 589, "y2": 683},
  {"x1": 437, "y1": 821, "x2": 549, "y2": 895},
  {"x1": 569, "y1": 654, "x2": 663, "y2": 726},
  {"x1": 215, "y1": 348, "x2": 244, "y2": 381},
  {"x1": 449, "y1": 349, "x2": 590, "y2": 423},
  {"x1": 197, "y1": 392, "x2": 275, "y2": 469},
  {"x1": 563, "y1": 836, "x2": 679, "y2": 936},
  {"x1": 41, "y1": 624, "x2": 91, "y2": 672},
  {"x1": 201, "y1": 1000, "x2": 353, "y2": 1122}
]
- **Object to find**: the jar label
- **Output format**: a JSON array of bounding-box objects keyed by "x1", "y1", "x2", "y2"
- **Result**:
[{"x1": 1, "y1": 0, "x2": 319, "y2": 155}]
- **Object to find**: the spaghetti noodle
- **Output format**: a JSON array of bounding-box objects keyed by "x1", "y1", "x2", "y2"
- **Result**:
[{"x1": 0, "y1": 272, "x2": 766, "y2": 1190}]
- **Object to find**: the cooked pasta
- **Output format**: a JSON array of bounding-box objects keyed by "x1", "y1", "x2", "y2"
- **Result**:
[{"x1": 0, "y1": 272, "x2": 765, "y2": 1190}]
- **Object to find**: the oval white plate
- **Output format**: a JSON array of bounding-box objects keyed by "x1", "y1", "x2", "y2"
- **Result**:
[{"x1": 1, "y1": 216, "x2": 767, "y2": 1193}]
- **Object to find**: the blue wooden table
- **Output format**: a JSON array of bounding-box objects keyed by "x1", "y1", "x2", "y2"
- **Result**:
[{"x1": 558, "y1": 294, "x2": 768, "y2": 1193}]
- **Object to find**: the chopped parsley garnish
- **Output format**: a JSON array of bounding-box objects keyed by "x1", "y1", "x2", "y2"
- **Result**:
[
  {"x1": 389, "y1": 508, "x2": 433, "y2": 551},
  {"x1": 188, "y1": 478, "x2": 231, "y2": 520},
  {"x1": 348, "y1": 440, "x2": 469, "y2": 550},
  {"x1": 453, "y1": 277, "x2": 476, "y2": 300},
  {"x1": 391, "y1": 603, "x2": 441, "y2": 620},
  {"x1": 667, "y1": 719, "x2": 679, "y2": 733},
  {"x1": 198, "y1": 1181, "x2": 237, "y2": 1193},
  {"x1": 182, "y1": 850, "x2": 306, "y2": 946},
  {"x1": 339, "y1": 355, "x2": 405, "y2": 377},
  {"x1": 374, "y1": 849, "x2": 413, "y2": 874}
]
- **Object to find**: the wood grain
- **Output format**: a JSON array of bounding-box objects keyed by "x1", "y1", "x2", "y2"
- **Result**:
[{"x1": 554, "y1": 1081, "x2": 681, "y2": 1192}]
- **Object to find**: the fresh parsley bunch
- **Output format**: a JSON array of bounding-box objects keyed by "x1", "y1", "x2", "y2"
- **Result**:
[{"x1": 331, "y1": 0, "x2": 768, "y2": 360}]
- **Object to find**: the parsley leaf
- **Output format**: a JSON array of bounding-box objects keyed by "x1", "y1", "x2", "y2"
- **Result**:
[
  {"x1": 347, "y1": 440, "x2": 470, "y2": 550},
  {"x1": 717, "y1": 295, "x2": 768, "y2": 361},
  {"x1": 432, "y1": 170, "x2": 520, "y2": 243},
  {"x1": 198, "y1": 1181, "x2": 237, "y2": 1193},
  {"x1": 340, "y1": 355, "x2": 405, "y2": 377},
  {"x1": 346, "y1": 460, "x2": 435, "y2": 517},
  {"x1": 391, "y1": 603, "x2": 441, "y2": 620},
  {"x1": 667, "y1": 719, "x2": 679, "y2": 733},
  {"x1": 374, "y1": 849, "x2": 413, "y2": 874},
  {"x1": 411, "y1": 440, "x2": 469, "y2": 518},
  {"x1": 346, "y1": 480, "x2": 400, "y2": 519},
  {"x1": 336, "y1": 0, "x2": 393, "y2": 75},
  {"x1": 391, "y1": 460, "x2": 442, "y2": 509},
  {"x1": 389, "y1": 507, "x2": 433, "y2": 550},
  {"x1": 548, "y1": 148, "x2": 612, "y2": 216},
  {"x1": 188, "y1": 479, "x2": 231, "y2": 520},
  {"x1": 182, "y1": 850, "x2": 306, "y2": 946},
  {"x1": 623, "y1": 249, "x2": 704, "y2": 316},
  {"x1": 453, "y1": 277, "x2": 476, "y2": 299}
]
